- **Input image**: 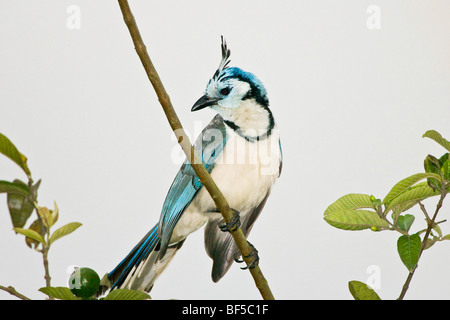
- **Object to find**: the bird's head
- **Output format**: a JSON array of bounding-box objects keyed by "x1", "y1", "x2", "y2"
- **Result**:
[{"x1": 191, "y1": 37, "x2": 269, "y2": 121}]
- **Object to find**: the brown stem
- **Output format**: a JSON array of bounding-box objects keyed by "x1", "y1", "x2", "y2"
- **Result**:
[
  {"x1": 117, "y1": 0, "x2": 274, "y2": 300},
  {"x1": 0, "y1": 285, "x2": 31, "y2": 300},
  {"x1": 397, "y1": 189, "x2": 447, "y2": 300},
  {"x1": 42, "y1": 246, "x2": 51, "y2": 288}
]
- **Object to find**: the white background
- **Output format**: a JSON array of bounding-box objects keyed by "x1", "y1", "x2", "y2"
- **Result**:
[{"x1": 0, "y1": 1, "x2": 449, "y2": 300}]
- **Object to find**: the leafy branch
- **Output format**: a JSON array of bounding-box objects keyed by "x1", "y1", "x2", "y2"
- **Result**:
[
  {"x1": 397, "y1": 186, "x2": 447, "y2": 300},
  {"x1": 324, "y1": 129, "x2": 450, "y2": 300},
  {"x1": 117, "y1": 0, "x2": 274, "y2": 300},
  {"x1": 0, "y1": 133, "x2": 84, "y2": 299},
  {"x1": 1, "y1": 132, "x2": 148, "y2": 300},
  {"x1": 14, "y1": 203, "x2": 82, "y2": 289}
]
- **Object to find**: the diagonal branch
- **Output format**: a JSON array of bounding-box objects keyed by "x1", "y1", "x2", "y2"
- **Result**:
[
  {"x1": 0, "y1": 285, "x2": 31, "y2": 300},
  {"x1": 117, "y1": 0, "x2": 275, "y2": 300}
]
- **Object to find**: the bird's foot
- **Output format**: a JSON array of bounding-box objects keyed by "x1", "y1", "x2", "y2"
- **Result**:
[
  {"x1": 219, "y1": 209, "x2": 241, "y2": 232},
  {"x1": 235, "y1": 241, "x2": 259, "y2": 270}
]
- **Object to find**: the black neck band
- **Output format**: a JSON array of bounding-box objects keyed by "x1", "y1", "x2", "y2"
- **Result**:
[{"x1": 223, "y1": 119, "x2": 273, "y2": 142}]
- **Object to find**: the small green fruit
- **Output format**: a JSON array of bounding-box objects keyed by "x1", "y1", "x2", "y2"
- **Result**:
[{"x1": 68, "y1": 267, "x2": 100, "y2": 299}]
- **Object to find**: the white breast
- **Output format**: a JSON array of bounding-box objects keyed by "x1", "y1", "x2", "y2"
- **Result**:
[
  {"x1": 204, "y1": 126, "x2": 280, "y2": 209},
  {"x1": 170, "y1": 125, "x2": 281, "y2": 244}
]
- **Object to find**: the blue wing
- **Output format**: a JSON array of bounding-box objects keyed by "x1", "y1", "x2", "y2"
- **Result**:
[
  {"x1": 158, "y1": 114, "x2": 228, "y2": 257},
  {"x1": 106, "y1": 115, "x2": 228, "y2": 290}
]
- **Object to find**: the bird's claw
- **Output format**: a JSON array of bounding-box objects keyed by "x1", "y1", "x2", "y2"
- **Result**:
[
  {"x1": 236, "y1": 241, "x2": 259, "y2": 270},
  {"x1": 219, "y1": 211, "x2": 259, "y2": 270},
  {"x1": 219, "y1": 209, "x2": 241, "y2": 232}
]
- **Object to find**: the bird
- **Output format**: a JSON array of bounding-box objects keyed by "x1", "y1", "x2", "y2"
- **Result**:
[{"x1": 103, "y1": 36, "x2": 282, "y2": 294}]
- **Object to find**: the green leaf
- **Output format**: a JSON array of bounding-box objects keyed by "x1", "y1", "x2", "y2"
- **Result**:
[
  {"x1": 424, "y1": 155, "x2": 442, "y2": 190},
  {"x1": 0, "y1": 133, "x2": 31, "y2": 178},
  {"x1": 397, "y1": 234, "x2": 421, "y2": 272},
  {"x1": 30, "y1": 179, "x2": 41, "y2": 202},
  {"x1": 388, "y1": 182, "x2": 441, "y2": 211},
  {"x1": 6, "y1": 180, "x2": 34, "y2": 228},
  {"x1": 325, "y1": 194, "x2": 375, "y2": 213},
  {"x1": 423, "y1": 130, "x2": 450, "y2": 152},
  {"x1": 48, "y1": 222, "x2": 82, "y2": 246},
  {"x1": 39, "y1": 287, "x2": 80, "y2": 300},
  {"x1": 51, "y1": 201, "x2": 59, "y2": 226},
  {"x1": 442, "y1": 159, "x2": 450, "y2": 180},
  {"x1": 424, "y1": 154, "x2": 441, "y2": 174},
  {"x1": 324, "y1": 209, "x2": 389, "y2": 231},
  {"x1": 391, "y1": 202, "x2": 417, "y2": 221},
  {"x1": 383, "y1": 173, "x2": 442, "y2": 206},
  {"x1": 14, "y1": 227, "x2": 46, "y2": 245},
  {"x1": 348, "y1": 281, "x2": 381, "y2": 300},
  {"x1": 423, "y1": 237, "x2": 438, "y2": 250},
  {"x1": 35, "y1": 201, "x2": 58, "y2": 229},
  {"x1": 438, "y1": 153, "x2": 449, "y2": 164},
  {"x1": 0, "y1": 180, "x2": 30, "y2": 196},
  {"x1": 25, "y1": 219, "x2": 47, "y2": 249},
  {"x1": 397, "y1": 214, "x2": 415, "y2": 233},
  {"x1": 103, "y1": 288, "x2": 151, "y2": 300},
  {"x1": 36, "y1": 205, "x2": 53, "y2": 229},
  {"x1": 433, "y1": 223, "x2": 443, "y2": 237},
  {"x1": 324, "y1": 194, "x2": 388, "y2": 230}
]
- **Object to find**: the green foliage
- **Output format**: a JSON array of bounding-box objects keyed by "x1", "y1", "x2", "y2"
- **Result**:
[
  {"x1": 0, "y1": 132, "x2": 82, "y2": 253},
  {"x1": 39, "y1": 287, "x2": 81, "y2": 300},
  {"x1": 323, "y1": 194, "x2": 388, "y2": 231},
  {"x1": 348, "y1": 281, "x2": 381, "y2": 300},
  {"x1": 39, "y1": 286, "x2": 151, "y2": 300},
  {"x1": 13, "y1": 202, "x2": 82, "y2": 251},
  {"x1": 0, "y1": 178, "x2": 41, "y2": 230},
  {"x1": 41, "y1": 269, "x2": 150, "y2": 300},
  {"x1": 102, "y1": 288, "x2": 151, "y2": 300},
  {"x1": 7, "y1": 180, "x2": 34, "y2": 229},
  {"x1": 388, "y1": 182, "x2": 441, "y2": 212},
  {"x1": 0, "y1": 180, "x2": 29, "y2": 196},
  {"x1": 49, "y1": 222, "x2": 82, "y2": 247},
  {"x1": 14, "y1": 227, "x2": 46, "y2": 245},
  {"x1": 0, "y1": 131, "x2": 152, "y2": 300},
  {"x1": 397, "y1": 234, "x2": 421, "y2": 272},
  {"x1": 383, "y1": 173, "x2": 442, "y2": 207},
  {"x1": 422, "y1": 130, "x2": 450, "y2": 152},
  {"x1": 397, "y1": 214, "x2": 415, "y2": 233},
  {"x1": 324, "y1": 129, "x2": 449, "y2": 299},
  {"x1": 0, "y1": 133, "x2": 31, "y2": 179}
]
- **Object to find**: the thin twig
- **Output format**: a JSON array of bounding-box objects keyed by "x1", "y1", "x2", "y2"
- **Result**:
[
  {"x1": 117, "y1": 0, "x2": 274, "y2": 300},
  {"x1": 397, "y1": 189, "x2": 447, "y2": 300},
  {"x1": 0, "y1": 285, "x2": 31, "y2": 300},
  {"x1": 42, "y1": 247, "x2": 51, "y2": 288},
  {"x1": 418, "y1": 201, "x2": 431, "y2": 222}
]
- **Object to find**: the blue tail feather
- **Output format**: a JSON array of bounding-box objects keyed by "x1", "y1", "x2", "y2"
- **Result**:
[{"x1": 108, "y1": 224, "x2": 160, "y2": 290}]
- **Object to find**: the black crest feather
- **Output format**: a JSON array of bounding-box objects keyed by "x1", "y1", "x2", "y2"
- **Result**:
[{"x1": 212, "y1": 36, "x2": 231, "y2": 80}]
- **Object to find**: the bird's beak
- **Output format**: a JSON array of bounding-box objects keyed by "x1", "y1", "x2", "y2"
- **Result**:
[{"x1": 191, "y1": 95, "x2": 218, "y2": 112}]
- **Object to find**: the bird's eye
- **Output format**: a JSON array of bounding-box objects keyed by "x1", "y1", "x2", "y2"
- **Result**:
[{"x1": 220, "y1": 87, "x2": 231, "y2": 96}]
